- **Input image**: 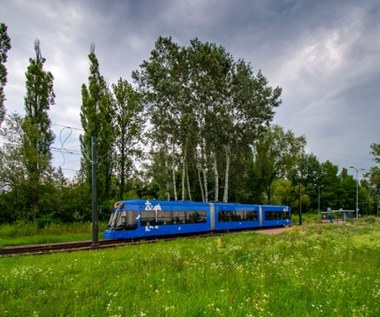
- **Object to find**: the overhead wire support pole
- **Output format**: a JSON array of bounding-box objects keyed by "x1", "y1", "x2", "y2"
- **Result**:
[
  {"x1": 91, "y1": 136, "x2": 99, "y2": 248},
  {"x1": 349, "y1": 165, "x2": 365, "y2": 219}
]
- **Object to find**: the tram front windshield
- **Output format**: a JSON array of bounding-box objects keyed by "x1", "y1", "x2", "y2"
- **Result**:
[{"x1": 107, "y1": 209, "x2": 138, "y2": 230}]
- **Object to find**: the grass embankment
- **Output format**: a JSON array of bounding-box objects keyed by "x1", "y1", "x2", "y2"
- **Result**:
[
  {"x1": 1, "y1": 220, "x2": 380, "y2": 316},
  {"x1": 0, "y1": 222, "x2": 107, "y2": 247}
]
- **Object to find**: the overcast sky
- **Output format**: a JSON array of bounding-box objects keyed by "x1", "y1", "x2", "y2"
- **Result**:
[{"x1": 1, "y1": 0, "x2": 379, "y2": 179}]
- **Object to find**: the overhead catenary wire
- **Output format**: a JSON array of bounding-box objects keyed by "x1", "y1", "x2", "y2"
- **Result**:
[
  {"x1": 1, "y1": 121, "x2": 84, "y2": 174},
  {"x1": 52, "y1": 122, "x2": 84, "y2": 131}
]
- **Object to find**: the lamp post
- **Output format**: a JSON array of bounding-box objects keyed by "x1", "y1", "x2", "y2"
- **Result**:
[{"x1": 349, "y1": 166, "x2": 365, "y2": 219}]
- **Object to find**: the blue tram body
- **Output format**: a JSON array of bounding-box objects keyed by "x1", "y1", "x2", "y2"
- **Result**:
[{"x1": 104, "y1": 200, "x2": 291, "y2": 240}]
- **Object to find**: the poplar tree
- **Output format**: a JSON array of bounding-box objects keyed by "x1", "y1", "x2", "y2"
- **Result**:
[
  {"x1": 0, "y1": 23, "x2": 11, "y2": 125},
  {"x1": 80, "y1": 44, "x2": 114, "y2": 204},
  {"x1": 22, "y1": 39, "x2": 55, "y2": 219},
  {"x1": 112, "y1": 78, "x2": 143, "y2": 200}
]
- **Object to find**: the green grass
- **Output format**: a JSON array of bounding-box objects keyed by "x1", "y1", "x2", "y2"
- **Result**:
[
  {"x1": 0, "y1": 222, "x2": 107, "y2": 247},
  {"x1": 1, "y1": 220, "x2": 379, "y2": 316}
]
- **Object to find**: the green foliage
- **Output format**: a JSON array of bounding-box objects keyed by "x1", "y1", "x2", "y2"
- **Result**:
[
  {"x1": 366, "y1": 167, "x2": 380, "y2": 208},
  {"x1": 1, "y1": 222, "x2": 379, "y2": 316},
  {"x1": 111, "y1": 78, "x2": 144, "y2": 200},
  {"x1": 253, "y1": 125, "x2": 306, "y2": 203},
  {"x1": 80, "y1": 44, "x2": 114, "y2": 205},
  {"x1": 0, "y1": 113, "x2": 26, "y2": 193},
  {"x1": 363, "y1": 144, "x2": 380, "y2": 213},
  {"x1": 21, "y1": 39, "x2": 55, "y2": 219},
  {"x1": 134, "y1": 37, "x2": 282, "y2": 203},
  {"x1": 0, "y1": 114, "x2": 91, "y2": 223},
  {"x1": 370, "y1": 143, "x2": 380, "y2": 164},
  {"x1": 0, "y1": 22, "x2": 11, "y2": 124}
]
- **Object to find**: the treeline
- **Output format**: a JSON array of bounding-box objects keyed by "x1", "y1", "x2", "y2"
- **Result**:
[{"x1": 0, "y1": 23, "x2": 379, "y2": 224}]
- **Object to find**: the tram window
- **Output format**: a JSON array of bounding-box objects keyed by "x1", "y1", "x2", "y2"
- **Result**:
[
  {"x1": 188, "y1": 211, "x2": 207, "y2": 223},
  {"x1": 161, "y1": 210, "x2": 206, "y2": 224},
  {"x1": 141, "y1": 210, "x2": 207, "y2": 225},
  {"x1": 108, "y1": 212, "x2": 117, "y2": 227},
  {"x1": 141, "y1": 210, "x2": 155, "y2": 226},
  {"x1": 218, "y1": 210, "x2": 258, "y2": 222},
  {"x1": 156, "y1": 210, "x2": 177, "y2": 224},
  {"x1": 112, "y1": 210, "x2": 138, "y2": 230},
  {"x1": 265, "y1": 211, "x2": 290, "y2": 221}
]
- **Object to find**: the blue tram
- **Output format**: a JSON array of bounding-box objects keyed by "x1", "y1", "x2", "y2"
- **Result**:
[{"x1": 104, "y1": 200, "x2": 291, "y2": 239}]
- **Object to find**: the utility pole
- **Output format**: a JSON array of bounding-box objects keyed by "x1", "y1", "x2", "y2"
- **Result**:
[
  {"x1": 91, "y1": 136, "x2": 99, "y2": 248},
  {"x1": 349, "y1": 166, "x2": 365, "y2": 219}
]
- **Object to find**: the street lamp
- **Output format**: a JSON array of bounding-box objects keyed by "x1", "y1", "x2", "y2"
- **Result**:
[{"x1": 349, "y1": 166, "x2": 365, "y2": 219}]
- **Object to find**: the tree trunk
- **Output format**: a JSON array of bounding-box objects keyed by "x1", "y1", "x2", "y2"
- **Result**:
[
  {"x1": 186, "y1": 161, "x2": 192, "y2": 201},
  {"x1": 181, "y1": 160, "x2": 186, "y2": 201},
  {"x1": 172, "y1": 141, "x2": 177, "y2": 201},
  {"x1": 119, "y1": 134, "x2": 126, "y2": 200},
  {"x1": 265, "y1": 174, "x2": 276, "y2": 204},
  {"x1": 197, "y1": 165, "x2": 205, "y2": 202},
  {"x1": 213, "y1": 153, "x2": 219, "y2": 202},
  {"x1": 203, "y1": 169, "x2": 208, "y2": 202},
  {"x1": 223, "y1": 145, "x2": 230, "y2": 203},
  {"x1": 165, "y1": 156, "x2": 170, "y2": 201},
  {"x1": 266, "y1": 185, "x2": 271, "y2": 204},
  {"x1": 181, "y1": 138, "x2": 188, "y2": 201}
]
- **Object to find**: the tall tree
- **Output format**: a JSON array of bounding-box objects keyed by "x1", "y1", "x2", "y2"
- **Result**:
[
  {"x1": 366, "y1": 143, "x2": 380, "y2": 214},
  {"x1": 134, "y1": 37, "x2": 283, "y2": 203},
  {"x1": 224, "y1": 61, "x2": 282, "y2": 202},
  {"x1": 0, "y1": 113, "x2": 26, "y2": 193},
  {"x1": 188, "y1": 39, "x2": 233, "y2": 202},
  {"x1": 21, "y1": 39, "x2": 55, "y2": 219},
  {"x1": 320, "y1": 160, "x2": 341, "y2": 210},
  {"x1": 112, "y1": 78, "x2": 143, "y2": 200},
  {"x1": 254, "y1": 125, "x2": 306, "y2": 203},
  {"x1": 0, "y1": 23, "x2": 12, "y2": 125},
  {"x1": 370, "y1": 143, "x2": 380, "y2": 164},
  {"x1": 0, "y1": 114, "x2": 26, "y2": 222},
  {"x1": 80, "y1": 44, "x2": 114, "y2": 204},
  {"x1": 338, "y1": 168, "x2": 356, "y2": 210},
  {"x1": 133, "y1": 37, "x2": 188, "y2": 201}
]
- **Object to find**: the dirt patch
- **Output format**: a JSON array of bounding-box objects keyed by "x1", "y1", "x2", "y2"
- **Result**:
[{"x1": 255, "y1": 227, "x2": 293, "y2": 235}]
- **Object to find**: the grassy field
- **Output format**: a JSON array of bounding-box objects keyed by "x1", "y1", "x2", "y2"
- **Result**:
[
  {"x1": 1, "y1": 220, "x2": 379, "y2": 316},
  {"x1": 0, "y1": 222, "x2": 108, "y2": 247}
]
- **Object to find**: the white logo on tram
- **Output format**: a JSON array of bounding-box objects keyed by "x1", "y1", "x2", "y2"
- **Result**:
[{"x1": 144, "y1": 200, "x2": 161, "y2": 232}]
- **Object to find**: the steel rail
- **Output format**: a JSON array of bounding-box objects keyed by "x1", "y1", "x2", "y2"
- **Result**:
[{"x1": 0, "y1": 239, "x2": 132, "y2": 257}]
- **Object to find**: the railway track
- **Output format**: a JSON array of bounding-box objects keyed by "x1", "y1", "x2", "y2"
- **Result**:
[
  {"x1": 0, "y1": 227, "x2": 291, "y2": 257},
  {"x1": 0, "y1": 239, "x2": 135, "y2": 257}
]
